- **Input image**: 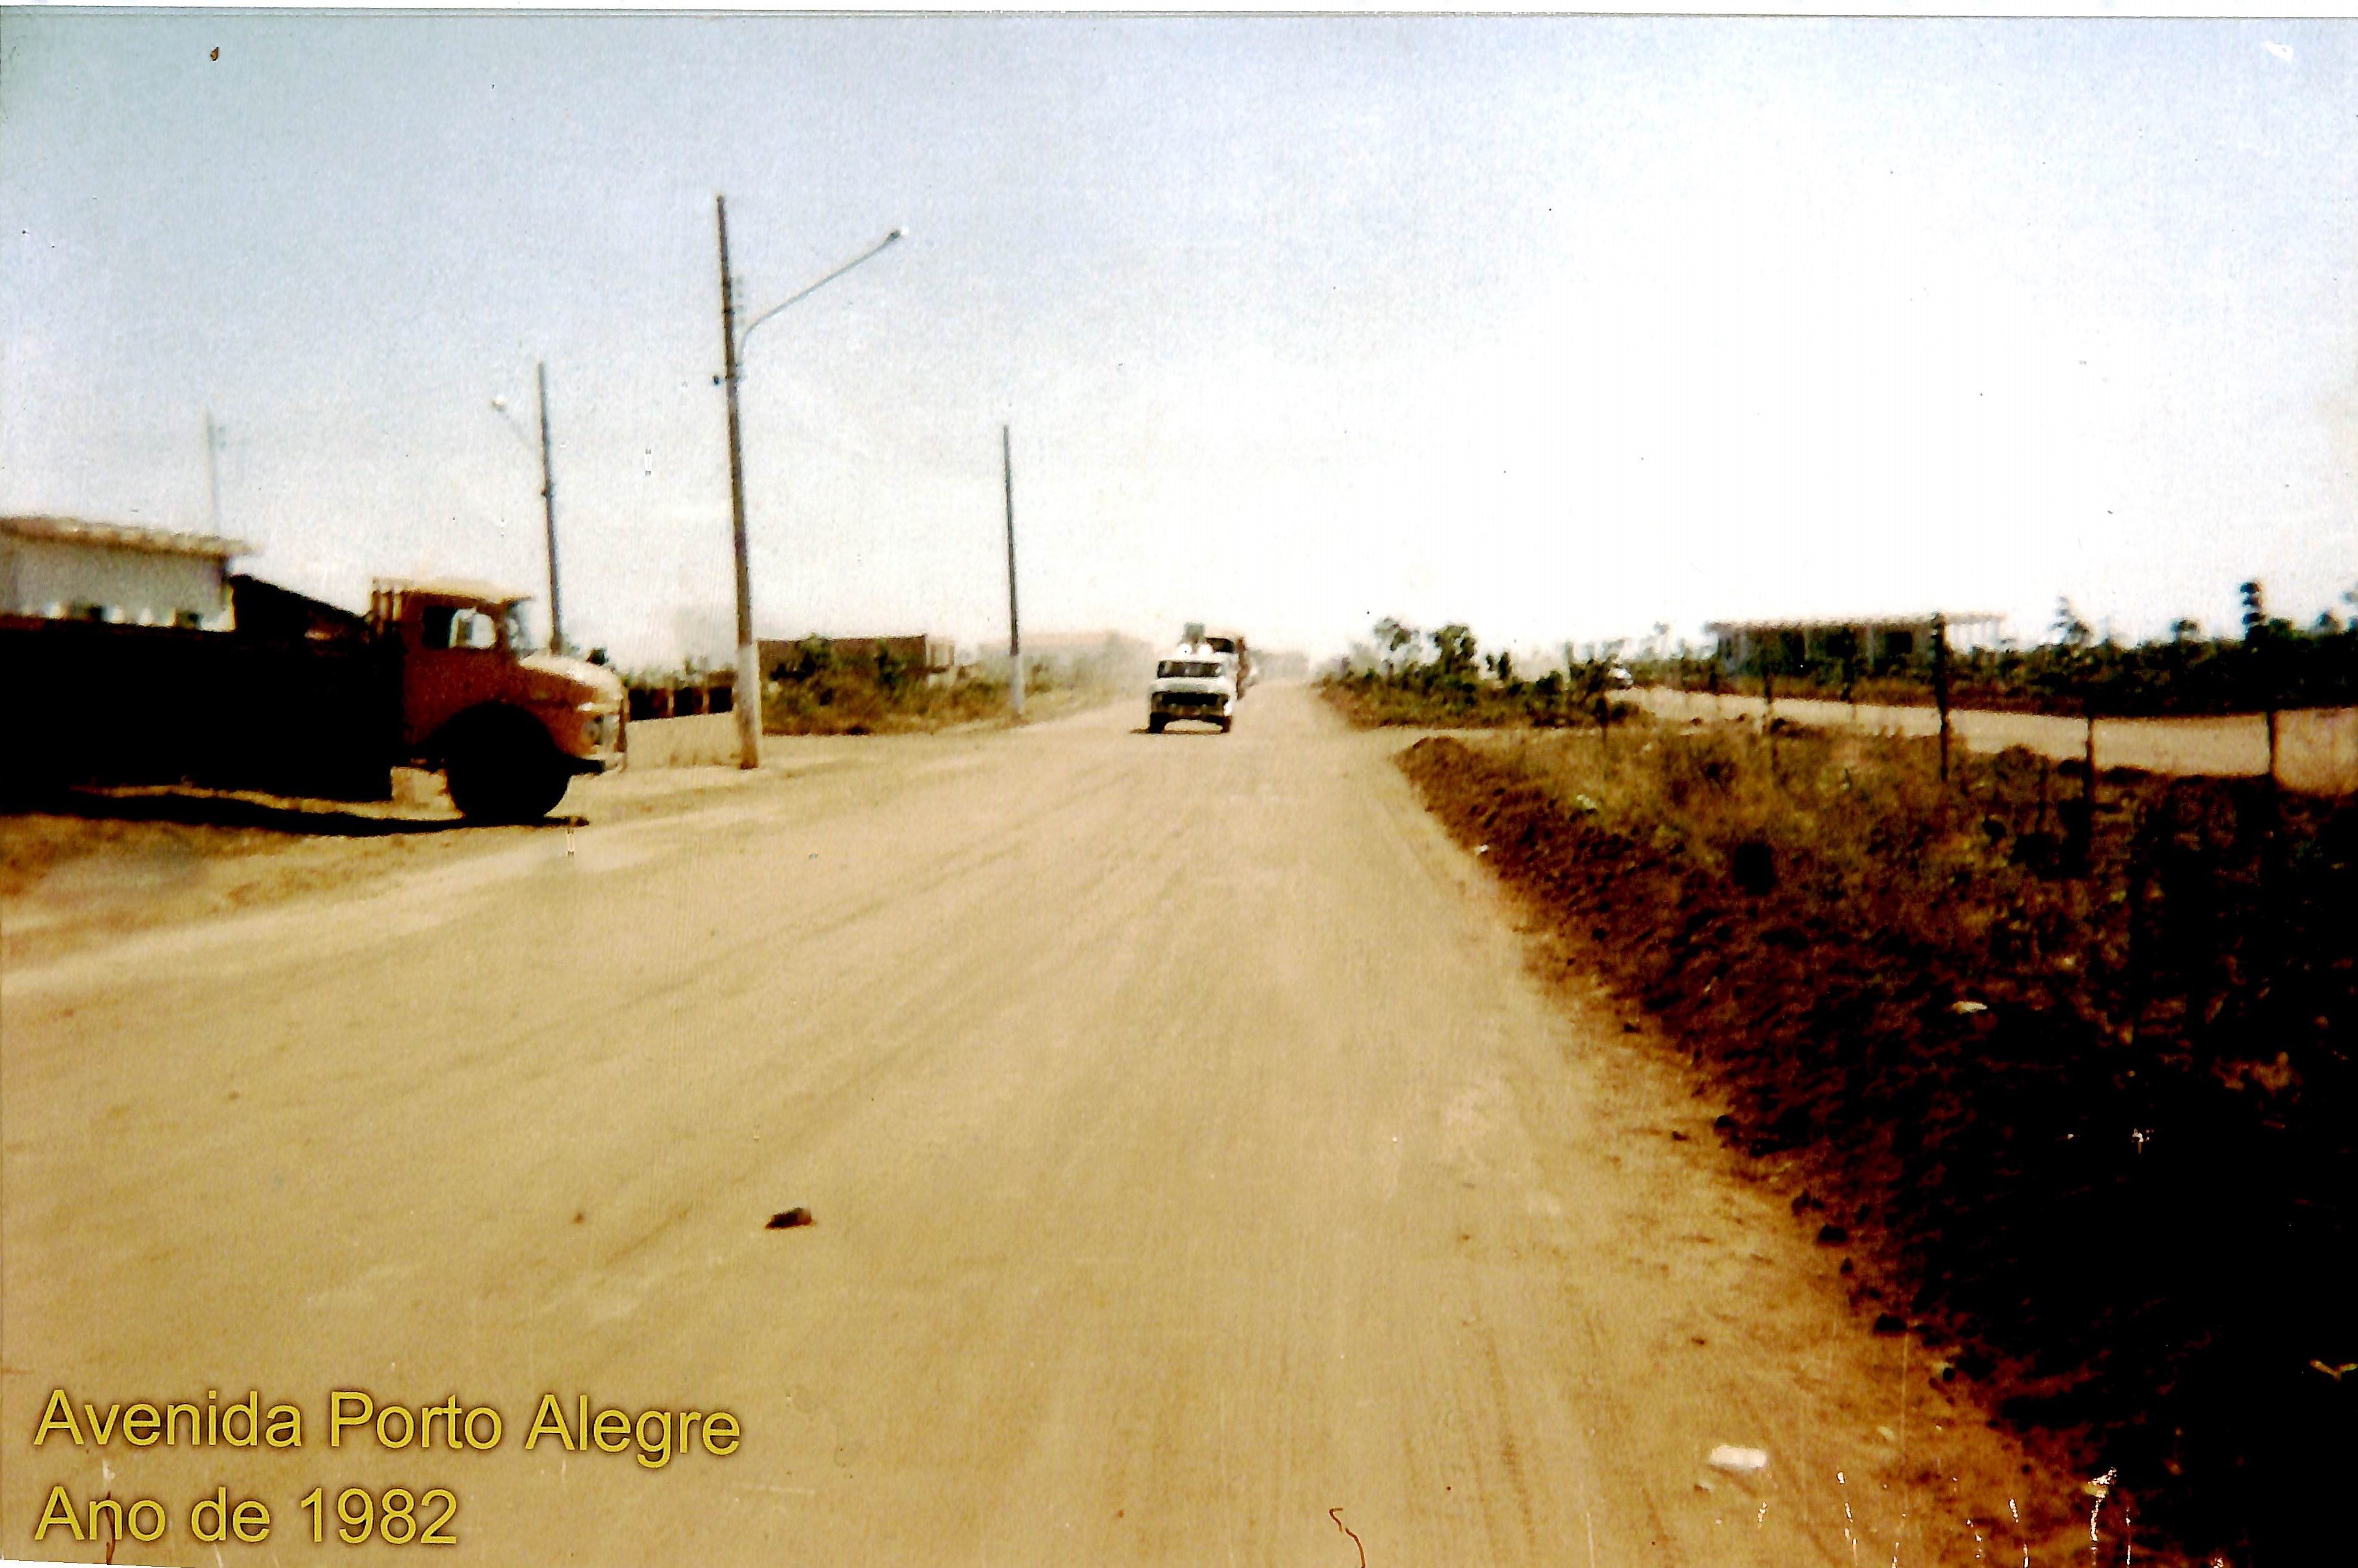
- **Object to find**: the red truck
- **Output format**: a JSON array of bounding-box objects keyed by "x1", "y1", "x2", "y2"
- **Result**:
[{"x1": 3, "y1": 574, "x2": 625, "y2": 821}]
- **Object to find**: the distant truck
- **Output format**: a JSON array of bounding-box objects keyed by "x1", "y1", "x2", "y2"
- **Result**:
[
  {"x1": 3, "y1": 574, "x2": 625, "y2": 821},
  {"x1": 1148, "y1": 634, "x2": 1239, "y2": 734},
  {"x1": 1204, "y1": 632, "x2": 1252, "y2": 696},
  {"x1": 1178, "y1": 621, "x2": 1253, "y2": 698}
]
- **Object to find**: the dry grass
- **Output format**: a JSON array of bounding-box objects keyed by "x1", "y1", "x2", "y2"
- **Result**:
[
  {"x1": 765, "y1": 663, "x2": 1133, "y2": 735},
  {"x1": 1401, "y1": 718, "x2": 2353, "y2": 1566},
  {"x1": 766, "y1": 670, "x2": 1015, "y2": 735},
  {"x1": 1320, "y1": 677, "x2": 1572, "y2": 728}
]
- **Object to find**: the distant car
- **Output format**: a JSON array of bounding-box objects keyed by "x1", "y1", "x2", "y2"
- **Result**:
[
  {"x1": 1609, "y1": 664, "x2": 1634, "y2": 688},
  {"x1": 1147, "y1": 645, "x2": 1237, "y2": 733}
]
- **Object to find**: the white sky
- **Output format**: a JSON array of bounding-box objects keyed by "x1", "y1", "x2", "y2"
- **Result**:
[{"x1": 3, "y1": 13, "x2": 2353, "y2": 666}]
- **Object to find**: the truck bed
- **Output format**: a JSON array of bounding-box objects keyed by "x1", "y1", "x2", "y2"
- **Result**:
[{"x1": 2, "y1": 615, "x2": 402, "y2": 803}]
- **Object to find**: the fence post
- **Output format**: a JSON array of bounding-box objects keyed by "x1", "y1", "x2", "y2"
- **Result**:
[
  {"x1": 2074, "y1": 708, "x2": 2098, "y2": 870},
  {"x1": 1932, "y1": 612, "x2": 1952, "y2": 782}
]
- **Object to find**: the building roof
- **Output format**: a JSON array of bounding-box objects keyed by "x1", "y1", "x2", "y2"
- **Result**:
[
  {"x1": 1, "y1": 514, "x2": 252, "y2": 560},
  {"x1": 1703, "y1": 614, "x2": 2004, "y2": 634},
  {"x1": 372, "y1": 576, "x2": 529, "y2": 605}
]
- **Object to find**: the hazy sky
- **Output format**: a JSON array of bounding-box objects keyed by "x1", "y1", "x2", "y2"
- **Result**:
[{"x1": 4, "y1": 13, "x2": 2353, "y2": 665}]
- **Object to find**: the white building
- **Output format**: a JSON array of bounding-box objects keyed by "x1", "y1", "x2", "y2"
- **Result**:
[{"x1": 0, "y1": 516, "x2": 251, "y2": 629}]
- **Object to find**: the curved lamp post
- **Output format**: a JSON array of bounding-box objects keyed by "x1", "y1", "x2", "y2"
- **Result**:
[{"x1": 715, "y1": 198, "x2": 905, "y2": 769}]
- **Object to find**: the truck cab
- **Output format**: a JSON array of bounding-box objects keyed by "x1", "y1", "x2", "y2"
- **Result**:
[{"x1": 370, "y1": 579, "x2": 625, "y2": 820}]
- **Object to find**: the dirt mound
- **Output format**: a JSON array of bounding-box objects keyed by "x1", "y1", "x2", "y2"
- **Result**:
[{"x1": 1400, "y1": 732, "x2": 2353, "y2": 1566}]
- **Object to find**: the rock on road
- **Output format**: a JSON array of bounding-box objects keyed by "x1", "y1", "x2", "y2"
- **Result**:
[{"x1": 2, "y1": 685, "x2": 2059, "y2": 1565}]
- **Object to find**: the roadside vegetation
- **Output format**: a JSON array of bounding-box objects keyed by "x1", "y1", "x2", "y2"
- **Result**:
[
  {"x1": 1327, "y1": 582, "x2": 2358, "y2": 731},
  {"x1": 754, "y1": 638, "x2": 1010, "y2": 735},
  {"x1": 752, "y1": 636, "x2": 1138, "y2": 735},
  {"x1": 1398, "y1": 718, "x2": 2351, "y2": 1564},
  {"x1": 1646, "y1": 582, "x2": 2358, "y2": 720},
  {"x1": 1321, "y1": 617, "x2": 1638, "y2": 728}
]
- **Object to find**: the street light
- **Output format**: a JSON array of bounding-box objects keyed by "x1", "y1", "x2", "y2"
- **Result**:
[
  {"x1": 739, "y1": 228, "x2": 904, "y2": 353},
  {"x1": 490, "y1": 361, "x2": 562, "y2": 653},
  {"x1": 715, "y1": 196, "x2": 906, "y2": 769}
]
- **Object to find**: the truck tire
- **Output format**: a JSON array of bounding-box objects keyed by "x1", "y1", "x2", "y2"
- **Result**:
[
  {"x1": 1218, "y1": 717, "x2": 1233, "y2": 733},
  {"x1": 444, "y1": 713, "x2": 572, "y2": 823},
  {"x1": 1147, "y1": 715, "x2": 1167, "y2": 734}
]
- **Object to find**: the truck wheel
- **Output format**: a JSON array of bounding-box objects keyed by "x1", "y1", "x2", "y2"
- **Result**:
[
  {"x1": 1147, "y1": 715, "x2": 1167, "y2": 734},
  {"x1": 1218, "y1": 717, "x2": 1233, "y2": 733},
  {"x1": 446, "y1": 719, "x2": 572, "y2": 823},
  {"x1": 506, "y1": 756, "x2": 573, "y2": 821}
]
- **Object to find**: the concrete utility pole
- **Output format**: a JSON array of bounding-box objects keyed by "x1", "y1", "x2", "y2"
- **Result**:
[
  {"x1": 716, "y1": 195, "x2": 761, "y2": 770},
  {"x1": 492, "y1": 368, "x2": 563, "y2": 653},
  {"x1": 535, "y1": 361, "x2": 563, "y2": 655},
  {"x1": 203, "y1": 410, "x2": 225, "y2": 535},
  {"x1": 1003, "y1": 424, "x2": 1023, "y2": 719},
  {"x1": 711, "y1": 199, "x2": 906, "y2": 771}
]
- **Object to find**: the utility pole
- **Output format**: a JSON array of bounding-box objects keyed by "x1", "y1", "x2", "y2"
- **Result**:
[
  {"x1": 1003, "y1": 424, "x2": 1023, "y2": 719},
  {"x1": 716, "y1": 195, "x2": 760, "y2": 770},
  {"x1": 535, "y1": 361, "x2": 563, "y2": 655},
  {"x1": 707, "y1": 205, "x2": 903, "y2": 764},
  {"x1": 203, "y1": 410, "x2": 225, "y2": 535}
]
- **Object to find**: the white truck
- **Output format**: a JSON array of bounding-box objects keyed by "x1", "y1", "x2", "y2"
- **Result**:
[{"x1": 1147, "y1": 641, "x2": 1238, "y2": 733}]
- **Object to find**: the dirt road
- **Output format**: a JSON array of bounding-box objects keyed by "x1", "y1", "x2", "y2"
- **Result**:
[{"x1": 2, "y1": 687, "x2": 2070, "y2": 1565}]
